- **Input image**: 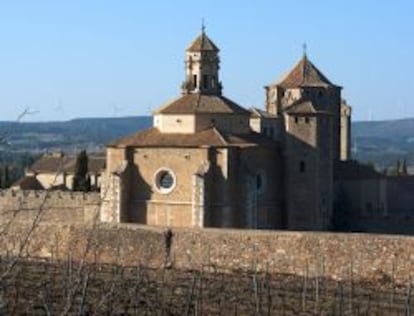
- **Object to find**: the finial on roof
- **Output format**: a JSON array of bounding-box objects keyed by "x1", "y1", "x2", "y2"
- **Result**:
[
  {"x1": 302, "y1": 42, "x2": 307, "y2": 58},
  {"x1": 201, "y1": 18, "x2": 206, "y2": 34}
]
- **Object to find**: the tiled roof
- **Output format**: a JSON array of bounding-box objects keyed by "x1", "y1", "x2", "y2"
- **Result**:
[
  {"x1": 12, "y1": 176, "x2": 44, "y2": 190},
  {"x1": 108, "y1": 127, "x2": 278, "y2": 148},
  {"x1": 274, "y1": 55, "x2": 336, "y2": 88},
  {"x1": 154, "y1": 93, "x2": 250, "y2": 115},
  {"x1": 187, "y1": 32, "x2": 219, "y2": 52},
  {"x1": 28, "y1": 154, "x2": 105, "y2": 174},
  {"x1": 284, "y1": 98, "x2": 330, "y2": 115},
  {"x1": 250, "y1": 107, "x2": 278, "y2": 119}
]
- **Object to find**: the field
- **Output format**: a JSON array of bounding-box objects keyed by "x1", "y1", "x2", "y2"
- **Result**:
[{"x1": 0, "y1": 257, "x2": 412, "y2": 315}]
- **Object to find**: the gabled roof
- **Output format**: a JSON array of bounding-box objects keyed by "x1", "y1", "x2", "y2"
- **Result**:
[
  {"x1": 285, "y1": 99, "x2": 317, "y2": 114},
  {"x1": 153, "y1": 94, "x2": 250, "y2": 115},
  {"x1": 250, "y1": 107, "x2": 278, "y2": 119},
  {"x1": 274, "y1": 55, "x2": 336, "y2": 88},
  {"x1": 284, "y1": 98, "x2": 330, "y2": 115},
  {"x1": 28, "y1": 154, "x2": 106, "y2": 174},
  {"x1": 187, "y1": 32, "x2": 219, "y2": 52},
  {"x1": 108, "y1": 127, "x2": 278, "y2": 148}
]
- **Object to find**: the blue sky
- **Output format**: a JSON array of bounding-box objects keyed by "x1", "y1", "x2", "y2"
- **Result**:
[{"x1": 0, "y1": 1, "x2": 413, "y2": 122}]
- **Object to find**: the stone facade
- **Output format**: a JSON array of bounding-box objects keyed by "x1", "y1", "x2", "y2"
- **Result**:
[
  {"x1": 99, "y1": 30, "x2": 353, "y2": 231},
  {"x1": 334, "y1": 161, "x2": 414, "y2": 234},
  {"x1": 263, "y1": 55, "x2": 343, "y2": 230},
  {"x1": 340, "y1": 100, "x2": 352, "y2": 161},
  {"x1": 100, "y1": 30, "x2": 288, "y2": 230}
]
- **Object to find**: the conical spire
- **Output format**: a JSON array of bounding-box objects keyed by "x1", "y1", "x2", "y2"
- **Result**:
[
  {"x1": 275, "y1": 54, "x2": 335, "y2": 88},
  {"x1": 186, "y1": 30, "x2": 219, "y2": 52}
]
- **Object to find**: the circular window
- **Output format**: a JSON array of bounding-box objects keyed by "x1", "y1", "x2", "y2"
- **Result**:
[{"x1": 154, "y1": 168, "x2": 176, "y2": 194}]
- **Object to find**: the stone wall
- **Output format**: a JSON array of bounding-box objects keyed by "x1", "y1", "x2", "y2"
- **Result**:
[
  {"x1": 0, "y1": 189, "x2": 100, "y2": 225},
  {"x1": 2, "y1": 221, "x2": 414, "y2": 285}
]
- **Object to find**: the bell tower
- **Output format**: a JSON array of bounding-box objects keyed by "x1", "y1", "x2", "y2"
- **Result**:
[{"x1": 182, "y1": 27, "x2": 221, "y2": 95}]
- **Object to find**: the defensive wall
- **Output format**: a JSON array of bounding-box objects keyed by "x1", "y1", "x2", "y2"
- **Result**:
[
  {"x1": 0, "y1": 189, "x2": 100, "y2": 224},
  {"x1": 1, "y1": 189, "x2": 414, "y2": 284}
]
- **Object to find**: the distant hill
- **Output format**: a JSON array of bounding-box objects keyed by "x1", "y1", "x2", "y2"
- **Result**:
[
  {"x1": 1, "y1": 115, "x2": 414, "y2": 169},
  {"x1": 0, "y1": 116, "x2": 152, "y2": 153},
  {"x1": 352, "y1": 118, "x2": 414, "y2": 169}
]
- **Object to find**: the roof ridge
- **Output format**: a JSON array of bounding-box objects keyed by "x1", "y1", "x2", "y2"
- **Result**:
[
  {"x1": 212, "y1": 127, "x2": 228, "y2": 146},
  {"x1": 153, "y1": 95, "x2": 186, "y2": 114}
]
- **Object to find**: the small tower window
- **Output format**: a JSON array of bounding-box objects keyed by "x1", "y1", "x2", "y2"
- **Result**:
[
  {"x1": 193, "y1": 74, "x2": 198, "y2": 88},
  {"x1": 203, "y1": 74, "x2": 209, "y2": 89},
  {"x1": 305, "y1": 117, "x2": 310, "y2": 124},
  {"x1": 299, "y1": 160, "x2": 306, "y2": 173},
  {"x1": 294, "y1": 117, "x2": 299, "y2": 124},
  {"x1": 256, "y1": 174, "x2": 262, "y2": 190},
  {"x1": 255, "y1": 170, "x2": 266, "y2": 194},
  {"x1": 211, "y1": 76, "x2": 215, "y2": 88}
]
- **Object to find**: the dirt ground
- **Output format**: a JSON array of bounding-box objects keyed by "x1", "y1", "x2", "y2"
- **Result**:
[{"x1": 0, "y1": 257, "x2": 412, "y2": 315}]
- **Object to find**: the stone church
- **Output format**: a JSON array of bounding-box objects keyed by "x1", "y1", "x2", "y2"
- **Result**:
[{"x1": 100, "y1": 30, "x2": 351, "y2": 230}]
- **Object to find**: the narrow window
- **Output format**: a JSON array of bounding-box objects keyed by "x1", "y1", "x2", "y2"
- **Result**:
[
  {"x1": 193, "y1": 74, "x2": 198, "y2": 88},
  {"x1": 263, "y1": 127, "x2": 268, "y2": 135},
  {"x1": 299, "y1": 160, "x2": 306, "y2": 173},
  {"x1": 305, "y1": 117, "x2": 310, "y2": 124},
  {"x1": 294, "y1": 117, "x2": 299, "y2": 124},
  {"x1": 256, "y1": 174, "x2": 262, "y2": 190},
  {"x1": 211, "y1": 76, "x2": 215, "y2": 88},
  {"x1": 203, "y1": 74, "x2": 209, "y2": 89}
]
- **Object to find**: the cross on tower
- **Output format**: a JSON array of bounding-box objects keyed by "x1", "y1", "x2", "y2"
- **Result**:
[
  {"x1": 303, "y1": 42, "x2": 307, "y2": 57},
  {"x1": 201, "y1": 18, "x2": 206, "y2": 33}
]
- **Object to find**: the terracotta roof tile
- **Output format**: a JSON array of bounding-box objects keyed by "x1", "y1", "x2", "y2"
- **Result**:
[
  {"x1": 28, "y1": 155, "x2": 105, "y2": 174},
  {"x1": 284, "y1": 98, "x2": 332, "y2": 115},
  {"x1": 108, "y1": 127, "x2": 278, "y2": 148},
  {"x1": 274, "y1": 55, "x2": 336, "y2": 89},
  {"x1": 12, "y1": 176, "x2": 44, "y2": 190},
  {"x1": 250, "y1": 107, "x2": 278, "y2": 119},
  {"x1": 187, "y1": 32, "x2": 219, "y2": 52},
  {"x1": 154, "y1": 93, "x2": 250, "y2": 115}
]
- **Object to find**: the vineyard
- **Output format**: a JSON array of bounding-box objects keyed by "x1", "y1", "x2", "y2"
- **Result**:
[{"x1": 0, "y1": 256, "x2": 413, "y2": 315}]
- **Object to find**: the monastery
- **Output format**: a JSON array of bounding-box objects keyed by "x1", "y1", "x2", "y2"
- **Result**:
[{"x1": 99, "y1": 29, "x2": 352, "y2": 230}]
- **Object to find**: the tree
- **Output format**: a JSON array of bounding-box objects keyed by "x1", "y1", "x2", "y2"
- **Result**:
[
  {"x1": 1, "y1": 165, "x2": 10, "y2": 189},
  {"x1": 402, "y1": 159, "x2": 408, "y2": 175},
  {"x1": 72, "y1": 150, "x2": 91, "y2": 192}
]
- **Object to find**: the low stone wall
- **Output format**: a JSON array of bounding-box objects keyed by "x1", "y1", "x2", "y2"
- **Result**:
[
  {"x1": 0, "y1": 189, "x2": 100, "y2": 225},
  {"x1": 1, "y1": 221, "x2": 414, "y2": 285}
]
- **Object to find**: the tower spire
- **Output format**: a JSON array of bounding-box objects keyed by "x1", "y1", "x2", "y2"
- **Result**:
[{"x1": 183, "y1": 29, "x2": 221, "y2": 95}]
